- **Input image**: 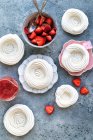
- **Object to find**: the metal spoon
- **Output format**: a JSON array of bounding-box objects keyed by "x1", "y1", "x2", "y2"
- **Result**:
[
  {"x1": 33, "y1": 0, "x2": 47, "y2": 15},
  {"x1": 28, "y1": 0, "x2": 47, "y2": 33}
]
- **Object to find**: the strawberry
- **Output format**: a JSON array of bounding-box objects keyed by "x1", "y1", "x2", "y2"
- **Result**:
[
  {"x1": 41, "y1": 25, "x2": 45, "y2": 31},
  {"x1": 24, "y1": 27, "x2": 29, "y2": 35},
  {"x1": 42, "y1": 32, "x2": 48, "y2": 37},
  {"x1": 72, "y1": 78, "x2": 81, "y2": 87},
  {"x1": 53, "y1": 27, "x2": 57, "y2": 31},
  {"x1": 80, "y1": 87, "x2": 89, "y2": 95},
  {"x1": 35, "y1": 36, "x2": 46, "y2": 46},
  {"x1": 45, "y1": 17, "x2": 53, "y2": 26},
  {"x1": 46, "y1": 35, "x2": 52, "y2": 42},
  {"x1": 35, "y1": 26, "x2": 43, "y2": 34},
  {"x1": 41, "y1": 24, "x2": 51, "y2": 33},
  {"x1": 49, "y1": 29, "x2": 56, "y2": 36},
  {"x1": 39, "y1": 15, "x2": 46, "y2": 25},
  {"x1": 31, "y1": 38, "x2": 37, "y2": 44},
  {"x1": 45, "y1": 105, "x2": 54, "y2": 115},
  {"x1": 28, "y1": 31, "x2": 36, "y2": 40},
  {"x1": 35, "y1": 15, "x2": 41, "y2": 25}
]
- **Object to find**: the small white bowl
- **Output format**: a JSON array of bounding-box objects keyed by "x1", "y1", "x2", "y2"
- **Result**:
[{"x1": 22, "y1": 12, "x2": 57, "y2": 48}]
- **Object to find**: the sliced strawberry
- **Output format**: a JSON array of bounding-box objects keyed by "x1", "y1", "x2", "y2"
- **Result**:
[
  {"x1": 45, "y1": 105, "x2": 54, "y2": 115},
  {"x1": 45, "y1": 17, "x2": 53, "y2": 26},
  {"x1": 35, "y1": 15, "x2": 41, "y2": 25},
  {"x1": 53, "y1": 27, "x2": 57, "y2": 31},
  {"x1": 72, "y1": 78, "x2": 81, "y2": 87},
  {"x1": 46, "y1": 35, "x2": 52, "y2": 42},
  {"x1": 39, "y1": 15, "x2": 46, "y2": 25},
  {"x1": 80, "y1": 87, "x2": 89, "y2": 95},
  {"x1": 31, "y1": 38, "x2": 37, "y2": 44},
  {"x1": 41, "y1": 24, "x2": 51, "y2": 33},
  {"x1": 28, "y1": 31, "x2": 36, "y2": 40},
  {"x1": 44, "y1": 24, "x2": 51, "y2": 32},
  {"x1": 41, "y1": 25, "x2": 45, "y2": 31},
  {"x1": 35, "y1": 36, "x2": 46, "y2": 46},
  {"x1": 49, "y1": 29, "x2": 56, "y2": 36},
  {"x1": 24, "y1": 27, "x2": 29, "y2": 35},
  {"x1": 35, "y1": 26, "x2": 43, "y2": 34},
  {"x1": 42, "y1": 32, "x2": 48, "y2": 37}
]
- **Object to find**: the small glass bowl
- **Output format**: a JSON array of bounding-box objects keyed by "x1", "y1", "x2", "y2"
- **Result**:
[
  {"x1": 0, "y1": 77, "x2": 19, "y2": 101},
  {"x1": 22, "y1": 12, "x2": 58, "y2": 48}
]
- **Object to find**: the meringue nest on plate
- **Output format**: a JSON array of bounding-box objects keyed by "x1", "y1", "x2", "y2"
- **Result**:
[
  {"x1": 18, "y1": 55, "x2": 58, "y2": 94},
  {"x1": 59, "y1": 40, "x2": 93, "y2": 76}
]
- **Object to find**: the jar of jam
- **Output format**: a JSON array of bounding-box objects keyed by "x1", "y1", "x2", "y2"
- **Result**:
[{"x1": 0, "y1": 77, "x2": 19, "y2": 101}]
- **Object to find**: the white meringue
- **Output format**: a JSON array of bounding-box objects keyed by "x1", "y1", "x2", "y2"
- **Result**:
[
  {"x1": 61, "y1": 43, "x2": 89, "y2": 72},
  {"x1": 55, "y1": 85, "x2": 79, "y2": 108},
  {"x1": 0, "y1": 34, "x2": 24, "y2": 65},
  {"x1": 3, "y1": 104, "x2": 35, "y2": 136},
  {"x1": 62, "y1": 8, "x2": 89, "y2": 35},
  {"x1": 18, "y1": 55, "x2": 58, "y2": 94},
  {"x1": 24, "y1": 59, "x2": 53, "y2": 90}
]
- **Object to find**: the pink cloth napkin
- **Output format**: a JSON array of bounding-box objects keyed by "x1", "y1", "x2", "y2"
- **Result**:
[{"x1": 59, "y1": 40, "x2": 93, "y2": 76}]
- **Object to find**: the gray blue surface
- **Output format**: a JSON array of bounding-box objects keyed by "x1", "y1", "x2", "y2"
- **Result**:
[{"x1": 0, "y1": 0, "x2": 93, "y2": 140}]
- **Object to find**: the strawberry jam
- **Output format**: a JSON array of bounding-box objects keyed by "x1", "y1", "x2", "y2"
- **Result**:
[{"x1": 0, "y1": 77, "x2": 19, "y2": 101}]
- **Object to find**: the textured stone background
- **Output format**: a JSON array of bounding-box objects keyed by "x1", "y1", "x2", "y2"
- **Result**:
[{"x1": 0, "y1": 0, "x2": 93, "y2": 140}]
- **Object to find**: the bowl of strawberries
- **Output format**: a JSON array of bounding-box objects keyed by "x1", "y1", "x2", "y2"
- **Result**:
[{"x1": 23, "y1": 12, "x2": 57, "y2": 48}]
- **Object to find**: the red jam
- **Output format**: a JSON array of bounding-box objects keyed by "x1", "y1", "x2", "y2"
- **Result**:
[{"x1": 0, "y1": 77, "x2": 19, "y2": 101}]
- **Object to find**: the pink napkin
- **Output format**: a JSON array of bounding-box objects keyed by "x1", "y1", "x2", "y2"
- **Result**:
[{"x1": 59, "y1": 40, "x2": 93, "y2": 76}]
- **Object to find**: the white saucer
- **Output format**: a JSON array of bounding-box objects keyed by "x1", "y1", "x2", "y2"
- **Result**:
[{"x1": 18, "y1": 55, "x2": 58, "y2": 94}]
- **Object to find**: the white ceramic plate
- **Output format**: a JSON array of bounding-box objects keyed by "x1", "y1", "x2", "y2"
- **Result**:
[{"x1": 18, "y1": 55, "x2": 58, "y2": 94}]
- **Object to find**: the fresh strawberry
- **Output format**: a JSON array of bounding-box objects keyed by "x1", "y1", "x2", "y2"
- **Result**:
[
  {"x1": 28, "y1": 31, "x2": 36, "y2": 40},
  {"x1": 41, "y1": 25, "x2": 45, "y2": 31},
  {"x1": 49, "y1": 29, "x2": 56, "y2": 36},
  {"x1": 24, "y1": 27, "x2": 29, "y2": 35},
  {"x1": 53, "y1": 27, "x2": 57, "y2": 31},
  {"x1": 42, "y1": 32, "x2": 48, "y2": 37},
  {"x1": 41, "y1": 24, "x2": 51, "y2": 33},
  {"x1": 31, "y1": 38, "x2": 37, "y2": 44},
  {"x1": 35, "y1": 36, "x2": 46, "y2": 46},
  {"x1": 45, "y1": 105, "x2": 54, "y2": 115},
  {"x1": 44, "y1": 24, "x2": 51, "y2": 32},
  {"x1": 72, "y1": 78, "x2": 81, "y2": 87},
  {"x1": 80, "y1": 87, "x2": 89, "y2": 95},
  {"x1": 46, "y1": 35, "x2": 52, "y2": 42},
  {"x1": 45, "y1": 17, "x2": 53, "y2": 26},
  {"x1": 35, "y1": 26, "x2": 43, "y2": 34},
  {"x1": 39, "y1": 15, "x2": 46, "y2": 25},
  {"x1": 35, "y1": 15, "x2": 41, "y2": 25}
]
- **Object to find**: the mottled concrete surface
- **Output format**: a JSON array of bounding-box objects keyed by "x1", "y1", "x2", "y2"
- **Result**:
[{"x1": 0, "y1": 0, "x2": 93, "y2": 140}]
